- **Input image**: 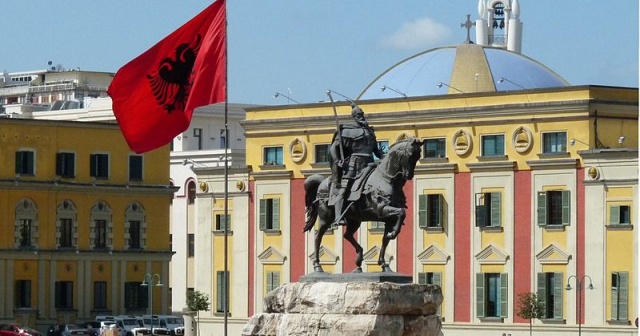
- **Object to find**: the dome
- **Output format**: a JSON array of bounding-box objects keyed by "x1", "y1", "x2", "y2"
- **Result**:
[{"x1": 358, "y1": 43, "x2": 569, "y2": 100}]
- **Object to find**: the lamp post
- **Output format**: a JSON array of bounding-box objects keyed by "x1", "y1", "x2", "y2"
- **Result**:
[
  {"x1": 141, "y1": 273, "x2": 163, "y2": 335},
  {"x1": 565, "y1": 275, "x2": 594, "y2": 336}
]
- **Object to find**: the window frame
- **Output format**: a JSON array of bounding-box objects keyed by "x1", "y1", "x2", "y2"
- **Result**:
[
  {"x1": 188, "y1": 233, "x2": 195, "y2": 257},
  {"x1": 93, "y1": 281, "x2": 107, "y2": 310},
  {"x1": 94, "y1": 219, "x2": 107, "y2": 249},
  {"x1": 19, "y1": 219, "x2": 32, "y2": 248},
  {"x1": 609, "y1": 205, "x2": 632, "y2": 226},
  {"x1": 542, "y1": 131, "x2": 568, "y2": 154},
  {"x1": 55, "y1": 281, "x2": 73, "y2": 309},
  {"x1": 266, "y1": 271, "x2": 281, "y2": 293},
  {"x1": 128, "y1": 155, "x2": 143, "y2": 181},
  {"x1": 375, "y1": 140, "x2": 389, "y2": 161},
  {"x1": 124, "y1": 281, "x2": 148, "y2": 309},
  {"x1": 56, "y1": 152, "x2": 76, "y2": 178},
  {"x1": 418, "y1": 194, "x2": 445, "y2": 229},
  {"x1": 314, "y1": 144, "x2": 330, "y2": 164},
  {"x1": 263, "y1": 146, "x2": 284, "y2": 165},
  {"x1": 611, "y1": 271, "x2": 629, "y2": 321},
  {"x1": 216, "y1": 271, "x2": 230, "y2": 314},
  {"x1": 215, "y1": 214, "x2": 231, "y2": 232},
  {"x1": 480, "y1": 134, "x2": 505, "y2": 157},
  {"x1": 476, "y1": 272, "x2": 508, "y2": 319},
  {"x1": 128, "y1": 220, "x2": 141, "y2": 249},
  {"x1": 89, "y1": 153, "x2": 109, "y2": 179},
  {"x1": 423, "y1": 137, "x2": 446, "y2": 159},
  {"x1": 59, "y1": 218, "x2": 74, "y2": 248},
  {"x1": 15, "y1": 150, "x2": 35, "y2": 176},
  {"x1": 15, "y1": 279, "x2": 31, "y2": 308}
]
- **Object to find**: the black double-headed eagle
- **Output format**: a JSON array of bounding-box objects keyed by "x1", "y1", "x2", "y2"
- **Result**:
[{"x1": 146, "y1": 34, "x2": 202, "y2": 113}]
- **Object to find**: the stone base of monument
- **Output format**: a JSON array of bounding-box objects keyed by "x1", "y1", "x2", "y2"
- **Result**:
[{"x1": 242, "y1": 275, "x2": 443, "y2": 336}]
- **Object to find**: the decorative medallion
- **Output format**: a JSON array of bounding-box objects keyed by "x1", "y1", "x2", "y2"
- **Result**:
[
  {"x1": 65, "y1": 263, "x2": 72, "y2": 273},
  {"x1": 588, "y1": 166, "x2": 599, "y2": 180},
  {"x1": 289, "y1": 138, "x2": 306, "y2": 163},
  {"x1": 236, "y1": 180, "x2": 246, "y2": 192},
  {"x1": 453, "y1": 130, "x2": 472, "y2": 156},
  {"x1": 133, "y1": 263, "x2": 139, "y2": 272},
  {"x1": 199, "y1": 182, "x2": 209, "y2": 192},
  {"x1": 512, "y1": 126, "x2": 532, "y2": 153},
  {"x1": 97, "y1": 264, "x2": 105, "y2": 273}
]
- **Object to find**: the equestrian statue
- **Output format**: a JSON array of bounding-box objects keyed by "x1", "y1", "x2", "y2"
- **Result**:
[{"x1": 303, "y1": 104, "x2": 423, "y2": 273}]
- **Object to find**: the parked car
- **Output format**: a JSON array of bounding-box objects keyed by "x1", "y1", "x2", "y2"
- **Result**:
[
  {"x1": 113, "y1": 317, "x2": 149, "y2": 336},
  {"x1": 0, "y1": 324, "x2": 42, "y2": 336},
  {"x1": 60, "y1": 325, "x2": 88, "y2": 336},
  {"x1": 46, "y1": 323, "x2": 62, "y2": 336},
  {"x1": 80, "y1": 322, "x2": 100, "y2": 336}
]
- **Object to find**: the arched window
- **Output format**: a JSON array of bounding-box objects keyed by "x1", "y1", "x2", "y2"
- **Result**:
[
  {"x1": 15, "y1": 198, "x2": 38, "y2": 249},
  {"x1": 125, "y1": 202, "x2": 147, "y2": 250},
  {"x1": 90, "y1": 200, "x2": 113, "y2": 250},
  {"x1": 187, "y1": 181, "x2": 196, "y2": 204},
  {"x1": 56, "y1": 200, "x2": 78, "y2": 249}
]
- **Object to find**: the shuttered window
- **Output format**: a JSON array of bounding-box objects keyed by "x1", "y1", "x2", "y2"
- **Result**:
[
  {"x1": 611, "y1": 272, "x2": 628, "y2": 321},
  {"x1": 537, "y1": 272, "x2": 563, "y2": 319},
  {"x1": 216, "y1": 271, "x2": 230, "y2": 313},
  {"x1": 90, "y1": 153, "x2": 109, "y2": 179},
  {"x1": 609, "y1": 205, "x2": 631, "y2": 225},
  {"x1": 259, "y1": 198, "x2": 280, "y2": 231},
  {"x1": 476, "y1": 273, "x2": 508, "y2": 318},
  {"x1": 475, "y1": 193, "x2": 501, "y2": 228},
  {"x1": 56, "y1": 152, "x2": 75, "y2": 178},
  {"x1": 419, "y1": 194, "x2": 445, "y2": 229},
  {"x1": 266, "y1": 271, "x2": 281, "y2": 293},
  {"x1": 537, "y1": 190, "x2": 570, "y2": 226},
  {"x1": 15, "y1": 151, "x2": 35, "y2": 176}
]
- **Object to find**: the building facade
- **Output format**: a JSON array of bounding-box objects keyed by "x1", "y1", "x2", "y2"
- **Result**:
[{"x1": 0, "y1": 119, "x2": 173, "y2": 330}]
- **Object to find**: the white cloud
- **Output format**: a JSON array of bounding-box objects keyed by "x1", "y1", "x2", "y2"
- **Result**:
[{"x1": 380, "y1": 17, "x2": 452, "y2": 50}]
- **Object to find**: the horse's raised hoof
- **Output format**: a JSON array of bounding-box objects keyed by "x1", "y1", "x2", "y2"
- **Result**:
[{"x1": 352, "y1": 267, "x2": 363, "y2": 273}]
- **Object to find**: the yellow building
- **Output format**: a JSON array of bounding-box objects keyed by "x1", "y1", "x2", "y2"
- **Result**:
[{"x1": 0, "y1": 119, "x2": 174, "y2": 330}]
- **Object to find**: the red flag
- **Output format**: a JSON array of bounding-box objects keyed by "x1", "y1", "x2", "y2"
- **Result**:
[{"x1": 108, "y1": 0, "x2": 226, "y2": 153}]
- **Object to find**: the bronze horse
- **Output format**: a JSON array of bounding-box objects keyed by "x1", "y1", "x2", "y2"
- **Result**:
[{"x1": 303, "y1": 137, "x2": 423, "y2": 273}]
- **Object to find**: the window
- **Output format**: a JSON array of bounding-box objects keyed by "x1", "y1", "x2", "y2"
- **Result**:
[
  {"x1": 481, "y1": 134, "x2": 505, "y2": 156},
  {"x1": 266, "y1": 271, "x2": 281, "y2": 293},
  {"x1": 15, "y1": 150, "x2": 35, "y2": 175},
  {"x1": 216, "y1": 271, "x2": 229, "y2": 313},
  {"x1": 476, "y1": 273, "x2": 507, "y2": 318},
  {"x1": 314, "y1": 144, "x2": 330, "y2": 164},
  {"x1": 219, "y1": 129, "x2": 226, "y2": 148},
  {"x1": 259, "y1": 198, "x2": 280, "y2": 231},
  {"x1": 94, "y1": 281, "x2": 107, "y2": 309},
  {"x1": 129, "y1": 221, "x2": 141, "y2": 249},
  {"x1": 537, "y1": 272, "x2": 563, "y2": 319},
  {"x1": 370, "y1": 221, "x2": 385, "y2": 230},
  {"x1": 537, "y1": 190, "x2": 570, "y2": 226},
  {"x1": 90, "y1": 154, "x2": 109, "y2": 179},
  {"x1": 418, "y1": 194, "x2": 445, "y2": 229},
  {"x1": 129, "y1": 155, "x2": 143, "y2": 181},
  {"x1": 187, "y1": 181, "x2": 196, "y2": 204},
  {"x1": 188, "y1": 234, "x2": 195, "y2": 257},
  {"x1": 475, "y1": 192, "x2": 501, "y2": 228},
  {"x1": 423, "y1": 138, "x2": 446, "y2": 159},
  {"x1": 263, "y1": 146, "x2": 283, "y2": 165},
  {"x1": 19, "y1": 219, "x2": 32, "y2": 248},
  {"x1": 55, "y1": 281, "x2": 73, "y2": 309},
  {"x1": 124, "y1": 282, "x2": 148, "y2": 309},
  {"x1": 418, "y1": 272, "x2": 441, "y2": 286},
  {"x1": 15, "y1": 280, "x2": 31, "y2": 308},
  {"x1": 56, "y1": 152, "x2": 75, "y2": 178},
  {"x1": 194, "y1": 128, "x2": 203, "y2": 150},
  {"x1": 215, "y1": 214, "x2": 230, "y2": 231},
  {"x1": 94, "y1": 220, "x2": 107, "y2": 249},
  {"x1": 59, "y1": 218, "x2": 74, "y2": 248},
  {"x1": 542, "y1": 132, "x2": 567, "y2": 153},
  {"x1": 375, "y1": 140, "x2": 389, "y2": 161},
  {"x1": 610, "y1": 205, "x2": 631, "y2": 225},
  {"x1": 611, "y1": 272, "x2": 629, "y2": 321}
]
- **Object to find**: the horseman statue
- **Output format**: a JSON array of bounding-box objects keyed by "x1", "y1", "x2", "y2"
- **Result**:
[
  {"x1": 304, "y1": 103, "x2": 423, "y2": 273},
  {"x1": 329, "y1": 104, "x2": 386, "y2": 225}
]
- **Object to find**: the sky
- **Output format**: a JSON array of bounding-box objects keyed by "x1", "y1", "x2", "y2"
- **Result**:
[{"x1": 2, "y1": 1, "x2": 638, "y2": 105}]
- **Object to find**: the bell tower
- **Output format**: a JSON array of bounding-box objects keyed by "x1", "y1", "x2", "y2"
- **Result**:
[{"x1": 475, "y1": 0, "x2": 523, "y2": 53}]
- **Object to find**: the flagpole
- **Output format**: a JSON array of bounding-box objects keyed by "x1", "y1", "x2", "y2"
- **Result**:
[{"x1": 222, "y1": 1, "x2": 229, "y2": 335}]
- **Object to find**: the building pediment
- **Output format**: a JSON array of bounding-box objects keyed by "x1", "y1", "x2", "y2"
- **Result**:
[
  {"x1": 363, "y1": 245, "x2": 393, "y2": 265},
  {"x1": 417, "y1": 245, "x2": 450, "y2": 265},
  {"x1": 307, "y1": 246, "x2": 339, "y2": 265},
  {"x1": 536, "y1": 244, "x2": 571, "y2": 265},
  {"x1": 258, "y1": 246, "x2": 287, "y2": 265},
  {"x1": 475, "y1": 244, "x2": 509, "y2": 265}
]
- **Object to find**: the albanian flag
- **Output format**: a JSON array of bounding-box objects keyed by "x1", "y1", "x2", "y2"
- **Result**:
[{"x1": 108, "y1": 0, "x2": 226, "y2": 153}]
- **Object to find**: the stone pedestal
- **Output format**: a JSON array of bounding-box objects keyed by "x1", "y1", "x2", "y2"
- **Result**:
[{"x1": 242, "y1": 281, "x2": 443, "y2": 336}]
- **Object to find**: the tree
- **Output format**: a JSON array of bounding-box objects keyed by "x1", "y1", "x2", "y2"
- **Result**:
[
  {"x1": 187, "y1": 290, "x2": 210, "y2": 336},
  {"x1": 516, "y1": 292, "x2": 545, "y2": 336}
]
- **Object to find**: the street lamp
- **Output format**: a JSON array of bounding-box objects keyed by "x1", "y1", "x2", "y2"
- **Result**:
[
  {"x1": 141, "y1": 273, "x2": 163, "y2": 335},
  {"x1": 565, "y1": 275, "x2": 594, "y2": 336}
]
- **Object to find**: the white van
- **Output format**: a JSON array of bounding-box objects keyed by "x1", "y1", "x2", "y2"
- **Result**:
[
  {"x1": 113, "y1": 316, "x2": 150, "y2": 336},
  {"x1": 142, "y1": 316, "x2": 183, "y2": 336},
  {"x1": 140, "y1": 316, "x2": 170, "y2": 336}
]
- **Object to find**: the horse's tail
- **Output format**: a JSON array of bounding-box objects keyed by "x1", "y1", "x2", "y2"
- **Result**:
[{"x1": 303, "y1": 174, "x2": 325, "y2": 232}]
